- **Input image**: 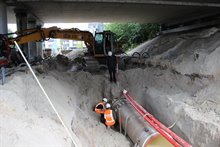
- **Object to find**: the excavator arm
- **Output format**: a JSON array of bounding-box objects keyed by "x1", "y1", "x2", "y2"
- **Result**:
[
  {"x1": 1, "y1": 26, "x2": 124, "y2": 71},
  {"x1": 11, "y1": 26, "x2": 94, "y2": 54}
]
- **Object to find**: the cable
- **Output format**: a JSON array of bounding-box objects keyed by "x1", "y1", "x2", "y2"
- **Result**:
[
  {"x1": 14, "y1": 41, "x2": 79, "y2": 147},
  {"x1": 168, "y1": 119, "x2": 179, "y2": 129}
]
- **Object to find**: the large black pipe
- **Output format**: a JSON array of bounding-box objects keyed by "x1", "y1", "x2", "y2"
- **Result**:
[{"x1": 112, "y1": 99, "x2": 173, "y2": 147}]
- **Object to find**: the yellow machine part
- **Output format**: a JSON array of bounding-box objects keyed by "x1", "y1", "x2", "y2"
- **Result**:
[{"x1": 12, "y1": 27, "x2": 94, "y2": 52}]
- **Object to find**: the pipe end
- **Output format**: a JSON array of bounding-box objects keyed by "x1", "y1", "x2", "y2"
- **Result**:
[{"x1": 123, "y1": 89, "x2": 127, "y2": 94}]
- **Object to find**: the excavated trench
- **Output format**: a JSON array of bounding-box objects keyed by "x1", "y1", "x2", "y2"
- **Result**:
[
  {"x1": 59, "y1": 65, "x2": 218, "y2": 147},
  {"x1": 118, "y1": 67, "x2": 217, "y2": 146},
  {"x1": 2, "y1": 66, "x2": 218, "y2": 146},
  {"x1": 67, "y1": 26, "x2": 220, "y2": 146},
  {"x1": 65, "y1": 63, "x2": 219, "y2": 146},
  {"x1": 1, "y1": 27, "x2": 220, "y2": 147}
]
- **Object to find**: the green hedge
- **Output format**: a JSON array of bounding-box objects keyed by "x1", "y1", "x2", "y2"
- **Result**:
[{"x1": 105, "y1": 23, "x2": 160, "y2": 51}]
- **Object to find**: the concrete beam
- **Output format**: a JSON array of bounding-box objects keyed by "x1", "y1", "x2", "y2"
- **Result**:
[
  {"x1": 0, "y1": 1, "x2": 8, "y2": 34},
  {"x1": 161, "y1": 16, "x2": 220, "y2": 34},
  {"x1": 15, "y1": 0, "x2": 220, "y2": 7},
  {"x1": 27, "y1": 16, "x2": 37, "y2": 60},
  {"x1": 5, "y1": 0, "x2": 220, "y2": 24}
]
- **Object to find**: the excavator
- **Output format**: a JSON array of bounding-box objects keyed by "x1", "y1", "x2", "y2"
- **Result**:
[{"x1": 0, "y1": 26, "x2": 123, "y2": 70}]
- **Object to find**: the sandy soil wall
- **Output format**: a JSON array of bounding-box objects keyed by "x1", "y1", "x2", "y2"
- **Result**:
[
  {"x1": 0, "y1": 70, "x2": 130, "y2": 147},
  {"x1": 123, "y1": 27, "x2": 220, "y2": 146}
]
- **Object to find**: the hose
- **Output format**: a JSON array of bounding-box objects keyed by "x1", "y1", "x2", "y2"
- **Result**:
[
  {"x1": 168, "y1": 118, "x2": 179, "y2": 129},
  {"x1": 132, "y1": 52, "x2": 141, "y2": 58},
  {"x1": 142, "y1": 52, "x2": 150, "y2": 58}
]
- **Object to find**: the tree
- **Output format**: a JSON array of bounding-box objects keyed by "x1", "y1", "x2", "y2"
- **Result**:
[{"x1": 105, "y1": 23, "x2": 160, "y2": 51}]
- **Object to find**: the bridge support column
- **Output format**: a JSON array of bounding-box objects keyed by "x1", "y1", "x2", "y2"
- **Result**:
[
  {"x1": 27, "y1": 15, "x2": 44, "y2": 60},
  {"x1": 15, "y1": 9, "x2": 29, "y2": 59},
  {"x1": 27, "y1": 18, "x2": 37, "y2": 60},
  {"x1": 36, "y1": 41, "x2": 43, "y2": 58},
  {"x1": 0, "y1": 1, "x2": 8, "y2": 34},
  {"x1": 35, "y1": 21, "x2": 43, "y2": 59}
]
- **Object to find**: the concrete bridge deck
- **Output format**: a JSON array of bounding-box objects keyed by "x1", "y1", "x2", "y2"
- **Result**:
[{"x1": 5, "y1": 0, "x2": 220, "y2": 25}]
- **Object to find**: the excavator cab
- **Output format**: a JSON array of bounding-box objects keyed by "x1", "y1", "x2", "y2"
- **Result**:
[{"x1": 94, "y1": 31, "x2": 117, "y2": 56}]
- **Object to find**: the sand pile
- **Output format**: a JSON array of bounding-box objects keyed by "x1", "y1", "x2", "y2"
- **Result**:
[
  {"x1": 0, "y1": 72, "x2": 72, "y2": 146},
  {"x1": 122, "y1": 26, "x2": 220, "y2": 146},
  {"x1": 0, "y1": 67, "x2": 129, "y2": 146},
  {"x1": 129, "y1": 27, "x2": 220, "y2": 76}
]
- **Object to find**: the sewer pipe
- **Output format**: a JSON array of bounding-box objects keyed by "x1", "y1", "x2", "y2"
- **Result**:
[
  {"x1": 112, "y1": 98, "x2": 173, "y2": 147},
  {"x1": 124, "y1": 90, "x2": 192, "y2": 146}
]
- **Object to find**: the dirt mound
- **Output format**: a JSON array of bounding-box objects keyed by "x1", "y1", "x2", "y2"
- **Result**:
[
  {"x1": 122, "y1": 27, "x2": 220, "y2": 146},
  {"x1": 0, "y1": 69, "x2": 129, "y2": 146},
  {"x1": 129, "y1": 27, "x2": 220, "y2": 76}
]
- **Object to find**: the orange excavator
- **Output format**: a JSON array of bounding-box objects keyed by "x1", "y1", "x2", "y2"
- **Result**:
[{"x1": 0, "y1": 26, "x2": 122, "y2": 69}]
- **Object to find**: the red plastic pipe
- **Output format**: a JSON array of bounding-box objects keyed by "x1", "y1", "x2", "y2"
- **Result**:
[
  {"x1": 123, "y1": 90, "x2": 192, "y2": 147},
  {"x1": 127, "y1": 94, "x2": 191, "y2": 147},
  {"x1": 124, "y1": 91, "x2": 181, "y2": 147}
]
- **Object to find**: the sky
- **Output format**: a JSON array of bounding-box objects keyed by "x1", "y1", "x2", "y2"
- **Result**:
[{"x1": 8, "y1": 23, "x2": 89, "y2": 32}]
